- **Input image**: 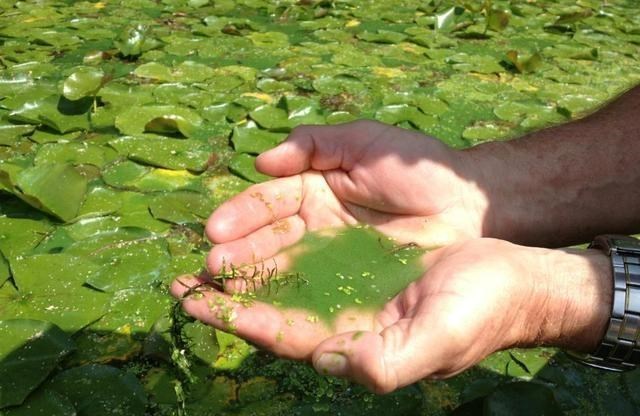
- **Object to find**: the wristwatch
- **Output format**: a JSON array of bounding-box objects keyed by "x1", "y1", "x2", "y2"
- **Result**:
[{"x1": 571, "y1": 234, "x2": 640, "y2": 371}]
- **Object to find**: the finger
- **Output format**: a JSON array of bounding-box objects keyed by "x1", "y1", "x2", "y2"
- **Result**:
[
  {"x1": 206, "y1": 176, "x2": 303, "y2": 243},
  {"x1": 206, "y1": 214, "x2": 306, "y2": 273},
  {"x1": 311, "y1": 313, "x2": 440, "y2": 394},
  {"x1": 170, "y1": 276, "x2": 330, "y2": 359},
  {"x1": 256, "y1": 121, "x2": 388, "y2": 177}
]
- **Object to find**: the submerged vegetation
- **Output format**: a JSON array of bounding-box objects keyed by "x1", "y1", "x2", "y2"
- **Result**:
[{"x1": 0, "y1": 0, "x2": 639, "y2": 414}]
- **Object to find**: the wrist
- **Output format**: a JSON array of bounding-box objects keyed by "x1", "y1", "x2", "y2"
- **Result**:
[
  {"x1": 460, "y1": 139, "x2": 548, "y2": 245},
  {"x1": 520, "y1": 246, "x2": 612, "y2": 352}
]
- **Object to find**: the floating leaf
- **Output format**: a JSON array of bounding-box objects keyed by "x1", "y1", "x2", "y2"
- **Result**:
[
  {"x1": 375, "y1": 104, "x2": 437, "y2": 131},
  {"x1": 0, "y1": 125, "x2": 35, "y2": 146},
  {"x1": 133, "y1": 62, "x2": 173, "y2": 82},
  {"x1": 459, "y1": 378, "x2": 501, "y2": 404},
  {"x1": 0, "y1": 254, "x2": 9, "y2": 286},
  {"x1": 505, "y1": 50, "x2": 543, "y2": 74},
  {"x1": 326, "y1": 111, "x2": 357, "y2": 124},
  {"x1": 0, "y1": 217, "x2": 53, "y2": 259},
  {"x1": 102, "y1": 160, "x2": 201, "y2": 192},
  {"x1": 134, "y1": 61, "x2": 215, "y2": 83},
  {"x1": 9, "y1": 95, "x2": 90, "y2": 133},
  {"x1": 84, "y1": 237, "x2": 170, "y2": 292},
  {"x1": 70, "y1": 288, "x2": 172, "y2": 364},
  {"x1": 484, "y1": 382, "x2": 563, "y2": 415},
  {"x1": 228, "y1": 153, "x2": 272, "y2": 183},
  {"x1": 62, "y1": 67, "x2": 105, "y2": 101},
  {"x1": 46, "y1": 365, "x2": 146, "y2": 416},
  {"x1": 557, "y1": 94, "x2": 599, "y2": 118},
  {"x1": 149, "y1": 191, "x2": 212, "y2": 224},
  {"x1": 446, "y1": 53, "x2": 504, "y2": 74},
  {"x1": 0, "y1": 319, "x2": 75, "y2": 408},
  {"x1": 312, "y1": 75, "x2": 365, "y2": 95},
  {"x1": 0, "y1": 389, "x2": 75, "y2": 416},
  {"x1": 247, "y1": 31, "x2": 289, "y2": 48},
  {"x1": 357, "y1": 30, "x2": 407, "y2": 44},
  {"x1": 249, "y1": 105, "x2": 290, "y2": 131},
  {"x1": 486, "y1": 9, "x2": 510, "y2": 32},
  {"x1": 554, "y1": 9, "x2": 593, "y2": 25},
  {"x1": 109, "y1": 136, "x2": 212, "y2": 172},
  {"x1": 34, "y1": 142, "x2": 117, "y2": 168},
  {"x1": 15, "y1": 163, "x2": 88, "y2": 222},
  {"x1": 183, "y1": 321, "x2": 220, "y2": 367},
  {"x1": 232, "y1": 127, "x2": 287, "y2": 154},
  {"x1": 435, "y1": 7, "x2": 463, "y2": 32},
  {"x1": 415, "y1": 96, "x2": 449, "y2": 116},
  {"x1": 0, "y1": 254, "x2": 110, "y2": 333},
  {"x1": 213, "y1": 331, "x2": 254, "y2": 370},
  {"x1": 115, "y1": 106, "x2": 202, "y2": 137},
  {"x1": 115, "y1": 24, "x2": 161, "y2": 57},
  {"x1": 29, "y1": 130, "x2": 82, "y2": 144},
  {"x1": 462, "y1": 122, "x2": 512, "y2": 143}
]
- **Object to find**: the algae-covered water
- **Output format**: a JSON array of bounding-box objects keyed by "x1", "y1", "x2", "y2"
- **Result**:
[{"x1": 252, "y1": 226, "x2": 426, "y2": 323}]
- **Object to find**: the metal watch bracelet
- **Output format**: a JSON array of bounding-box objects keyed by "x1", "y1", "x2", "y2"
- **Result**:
[{"x1": 572, "y1": 235, "x2": 640, "y2": 371}]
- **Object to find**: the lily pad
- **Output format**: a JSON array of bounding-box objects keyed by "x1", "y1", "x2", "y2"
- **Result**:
[
  {"x1": 149, "y1": 191, "x2": 212, "y2": 225},
  {"x1": 0, "y1": 125, "x2": 35, "y2": 146},
  {"x1": 312, "y1": 75, "x2": 365, "y2": 95},
  {"x1": 9, "y1": 95, "x2": 90, "y2": 133},
  {"x1": 29, "y1": 130, "x2": 83, "y2": 144},
  {"x1": 0, "y1": 319, "x2": 75, "y2": 408},
  {"x1": 15, "y1": 163, "x2": 88, "y2": 222},
  {"x1": 0, "y1": 253, "x2": 110, "y2": 333},
  {"x1": 34, "y1": 142, "x2": 117, "y2": 168},
  {"x1": 249, "y1": 105, "x2": 290, "y2": 131},
  {"x1": 232, "y1": 127, "x2": 287, "y2": 155},
  {"x1": 357, "y1": 30, "x2": 407, "y2": 44},
  {"x1": 109, "y1": 136, "x2": 212, "y2": 172},
  {"x1": 375, "y1": 104, "x2": 437, "y2": 131},
  {"x1": 0, "y1": 389, "x2": 76, "y2": 416},
  {"x1": 134, "y1": 61, "x2": 215, "y2": 83},
  {"x1": 62, "y1": 67, "x2": 105, "y2": 101},
  {"x1": 326, "y1": 111, "x2": 358, "y2": 124},
  {"x1": 83, "y1": 237, "x2": 171, "y2": 292},
  {"x1": 462, "y1": 122, "x2": 513, "y2": 143},
  {"x1": 46, "y1": 364, "x2": 146, "y2": 416},
  {"x1": 102, "y1": 160, "x2": 202, "y2": 192},
  {"x1": 484, "y1": 382, "x2": 563, "y2": 415},
  {"x1": 228, "y1": 153, "x2": 272, "y2": 183},
  {"x1": 115, "y1": 24, "x2": 161, "y2": 57},
  {"x1": 0, "y1": 254, "x2": 9, "y2": 286},
  {"x1": 70, "y1": 288, "x2": 172, "y2": 364},
  {"x1": 115, "y1": 105, "x2": 202, "y2": 138}
]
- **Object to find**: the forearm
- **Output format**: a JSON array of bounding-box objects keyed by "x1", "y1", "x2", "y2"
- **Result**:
[{"x1": 466, "y1": 85, "x2": 640, "y2": 247}]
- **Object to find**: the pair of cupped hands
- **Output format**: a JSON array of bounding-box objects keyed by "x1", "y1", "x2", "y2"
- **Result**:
[{"x1": 171, "y1": 120, "x2": 610, "y2": 394}]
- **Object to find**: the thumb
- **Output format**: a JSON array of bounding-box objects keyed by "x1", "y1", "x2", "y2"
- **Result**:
[
  {"x1": 311, "y1": 321, "x2": 430, "y2": 394},
  {"x1": 255, "y1": 121, "x2": 382, "y2": 177}
]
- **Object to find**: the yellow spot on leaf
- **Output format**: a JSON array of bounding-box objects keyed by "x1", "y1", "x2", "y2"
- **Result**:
[
  {"x1": 241, "y1": 92, "x2": 274, "y2": 104},
  {"x1": 116, "y1": 323, "x2": 132, "y2": 335},
  {"x1": 345, "y1": 19, "x2": 361, "y2": 28},
  {"x1": 94, "y1": 1, "x2": 106, "y2": 9},
  {"x1": 400, "y1": 42, "x2": 425, "y2": 54},
  {"x1": 373, "y1": 67, "x2": 405, "y2": 78},
  {"x1": 23, "y1": 17, "x2": 44, "y2": 23}
]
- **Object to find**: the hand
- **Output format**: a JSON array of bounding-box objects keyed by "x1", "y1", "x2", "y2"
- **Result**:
[
  {"x1": 205, "y1": 121, "x2": 490, "y2": 275},
  {"x1": 171, "y1": 238, "x2": 611, "y2": 394}
]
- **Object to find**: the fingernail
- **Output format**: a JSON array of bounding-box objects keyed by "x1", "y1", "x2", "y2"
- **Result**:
[{"x1": 315, "y1": 353, "x2": 349, "y2": 377}]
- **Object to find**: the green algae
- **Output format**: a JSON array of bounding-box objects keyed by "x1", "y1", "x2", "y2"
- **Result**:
[{"x1": 252, "y1": 226, "x2": 426, "y2": 323}]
